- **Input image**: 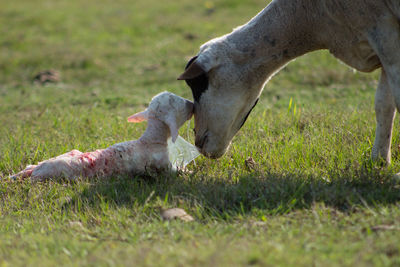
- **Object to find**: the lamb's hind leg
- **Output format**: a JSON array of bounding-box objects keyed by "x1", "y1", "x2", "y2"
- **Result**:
[
  {"x1": 368, "y1": 15, "x2": 400, "y2": 166},
  {"x1": 9, "y1": 165, "x2": 38, "y2": 180},
  {"x1": 10, "y1": 149, "x2": 83, "y2": 180},
  {"x1": 372, "y1": 70, "x2": 396, "y2": 164}
]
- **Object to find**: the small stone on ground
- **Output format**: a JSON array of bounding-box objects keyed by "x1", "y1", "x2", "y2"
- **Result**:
[
  {"x1": 160, "y1": 208, "x2": 194, "y2": 222},
  {"x1": 33, "y1": 70, "x2": 60, "y2": 85}
]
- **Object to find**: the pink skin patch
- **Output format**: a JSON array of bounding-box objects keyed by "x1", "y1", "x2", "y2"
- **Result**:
[
  {"x1": 66, "y1": 150, "x2": 82, "y2": 157},
  {"x1": 76, "y1": 149, "x2": 117, "y2": 177},
  {"x1": 79, "y1": 152, "x2": 97, "y2": 167}
]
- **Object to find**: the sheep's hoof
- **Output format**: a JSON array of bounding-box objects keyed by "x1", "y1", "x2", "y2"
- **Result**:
[{"x1": 392, "y1": 172, "x2": 400, "y2": 182}]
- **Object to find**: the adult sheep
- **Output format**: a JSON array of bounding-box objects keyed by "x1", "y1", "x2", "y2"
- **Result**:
[{"x1": 178, "y1": 0, "x2": 400, "y2": 165}]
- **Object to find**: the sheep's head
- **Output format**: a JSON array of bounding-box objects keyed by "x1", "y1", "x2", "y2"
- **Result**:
[
  {"x1": 178, "y1": 39, "x2": 261, "y2": 158},
  {"x1": 128, "y1": 92, "x2": 194, "y2": 143}
]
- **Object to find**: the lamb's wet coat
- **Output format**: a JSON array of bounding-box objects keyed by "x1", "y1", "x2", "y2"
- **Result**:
[{"x1": 11, "y1": 92, "x2": 194, "y2": 181}]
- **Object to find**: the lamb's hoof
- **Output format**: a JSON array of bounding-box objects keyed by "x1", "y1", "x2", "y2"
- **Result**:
[{"x1": 8, "y1": 175, "x2": 16, "y2": 181}]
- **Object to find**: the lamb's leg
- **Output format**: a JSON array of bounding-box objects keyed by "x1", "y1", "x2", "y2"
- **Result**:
[
  {"x1": 13, "y1": 144, "x2": 132, "y2": 181},
  {"x1": 10, "y1": 149, "x2": 83, "y2": 180},
  {"x1": 31, "y1": 148, "x2": 117, "y2": 181},
  {"x1": 372, "y1": 70, "x2": 396, "y2": 164},
  {"x1": 368, "y1": 16, "x2": 400, "y2": 166},
  {"x1": 10, "y1": 165, "x2": 38, "y2": 180}
]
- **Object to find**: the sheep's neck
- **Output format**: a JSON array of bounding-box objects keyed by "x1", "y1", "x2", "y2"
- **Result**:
[
  {"x1": 227, "y1": 0, "x2": 324, "y2": 84},
  {"x1": 139, "y1": 118, "x2": 170, "y2": 146}
]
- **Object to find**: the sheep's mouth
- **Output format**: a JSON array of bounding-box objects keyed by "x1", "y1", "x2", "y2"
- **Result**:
[
  {"x1": 195, "y1": 130, "x2": 209, "y2": 150},
  {"x1": 194, "y1": 130, "x2": 230, "y2": 159}
]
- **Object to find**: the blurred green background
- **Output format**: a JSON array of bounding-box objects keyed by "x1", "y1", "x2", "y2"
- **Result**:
[{"x1": 2, "y1": 1, "x2": 400, "y2": 266}]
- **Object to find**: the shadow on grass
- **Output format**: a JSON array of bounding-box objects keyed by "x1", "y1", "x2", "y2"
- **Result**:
[
  {"x1": 59, "y1": 165, "x2": 400, "y2": 219},
  {"x1": 62, "y1": 164, "x2": 400, "y2": 219}
]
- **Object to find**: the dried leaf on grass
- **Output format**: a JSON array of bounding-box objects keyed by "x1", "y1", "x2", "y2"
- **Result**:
[{"x1": 245, "y1": 157, "x2": 257, "y2": 171}]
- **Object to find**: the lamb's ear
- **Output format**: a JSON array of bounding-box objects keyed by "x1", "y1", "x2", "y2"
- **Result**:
[
  {"x1": 177, "y1": 57, "x2": 205, "y2": 80},
  {"x1": 164, "y1": 115, "x2": 179, "y2": 143},
  {"x1": 127, "y1": 110, "x2": 149, "y2": 123}
]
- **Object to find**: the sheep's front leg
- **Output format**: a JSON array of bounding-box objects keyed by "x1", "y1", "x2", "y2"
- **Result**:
[
  {"x1": 372, "y1": 70, "x2": 396, "y2": 164},
  {"x1": 368, "y1": 16, "x2": 400, "y2": 166}
]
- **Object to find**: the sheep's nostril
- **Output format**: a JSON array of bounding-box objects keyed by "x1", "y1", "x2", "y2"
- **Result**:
[{"x1": 195, "y1": 133, "x2": 208, "y2": 149}]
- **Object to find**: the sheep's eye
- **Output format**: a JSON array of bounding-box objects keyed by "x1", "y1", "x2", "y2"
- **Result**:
[
  {"x1": 193, "y1": 128, "x2": 196, "y2": 135},
  {"x1": 186, "y1": 74, "x2": 208, "y2": 103},
  {"x1": 184, "y1": 57, "x2": 209, "y2": 103}
]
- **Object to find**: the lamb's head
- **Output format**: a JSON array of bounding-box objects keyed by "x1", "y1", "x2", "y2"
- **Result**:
[
  {"x1": 178, "y1": 39, "x2": 262, "y2": 158},
  {"x1": 128, "y1": 92, "x2": 194, "y2": 142}
]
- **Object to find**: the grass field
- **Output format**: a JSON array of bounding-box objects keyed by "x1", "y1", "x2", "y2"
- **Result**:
[{"x1": 1, "y1": 0, "x2": 400, "y2": 266}]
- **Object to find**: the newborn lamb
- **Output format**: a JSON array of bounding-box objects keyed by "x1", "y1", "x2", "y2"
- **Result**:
[{"x1": 10, "y1": 92, "x2": 194, "y2": 181}]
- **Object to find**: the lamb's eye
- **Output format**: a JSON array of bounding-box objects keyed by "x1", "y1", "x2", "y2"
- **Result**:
[{"x1": 193, "y1": 128, "x2": 196, "y2": 134}]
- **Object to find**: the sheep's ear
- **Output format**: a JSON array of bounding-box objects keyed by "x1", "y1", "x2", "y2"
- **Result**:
[
  {"x1": 127, "y1": 110, "x2": 149, "y2": 123},
  {"x1": 164, "y1": 115, "x2": 179, "y2": 143},
  {"x1": 177, "y1": 56, "x2": 205, "y2": 80}
]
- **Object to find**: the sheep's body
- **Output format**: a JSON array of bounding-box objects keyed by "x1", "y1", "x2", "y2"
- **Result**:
[
  {"x1": 12, "y1": 92, "x2": 193, "y2": 181},
  {"x1": 311, "y1": 0, "x2": 398, "y2": 73},
  {"x1": 179, "y1": 0, "x2": 400, "y2": 164}
]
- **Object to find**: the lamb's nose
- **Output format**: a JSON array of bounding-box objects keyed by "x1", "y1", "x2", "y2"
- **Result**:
[{"x1": 195, "y1": 132, "x2": 208, "y2": 149}]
